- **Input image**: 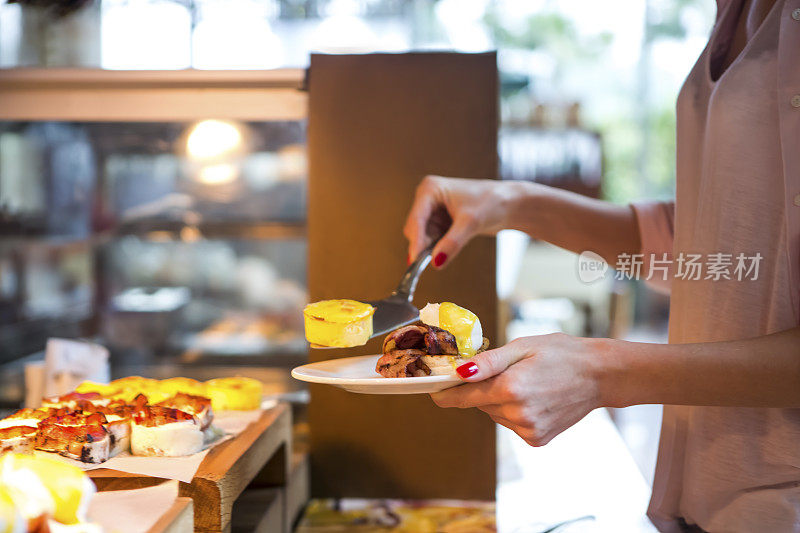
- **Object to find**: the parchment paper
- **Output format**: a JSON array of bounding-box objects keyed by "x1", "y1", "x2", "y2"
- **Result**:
[{"x1": 88, "y1": 480, "x2": 178, "y2": 533}]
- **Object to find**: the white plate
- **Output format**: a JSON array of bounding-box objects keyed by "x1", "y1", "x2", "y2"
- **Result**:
[{"x1": 291, "y1": 355, "x2": 462, "y2": 394}]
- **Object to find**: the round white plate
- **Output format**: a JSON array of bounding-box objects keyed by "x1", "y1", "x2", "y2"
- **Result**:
[{"x1": 291, "y1": 355, "x2": 462, "y2": 394}]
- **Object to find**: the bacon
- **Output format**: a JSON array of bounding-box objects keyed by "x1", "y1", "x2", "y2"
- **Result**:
[
  {"x1": 156, "y1": 393, "x2": 213, "y2": 429},
  {"x1": 0, "y1": 426, "x2": 37, "y2": 439},
  {"x1": 132, "y1": 406, "x2": 196, "y2": 428},
  {"x1": 4, "y1": 407, "x2": 56, "y2": 422},
  {"x1": 41, "y1": 411, "x2": 108, "y2": 427},
  {"x1": 381, "y1": 324, "x2": 458, "y2": 356},
  {"x1": 35, "y1": 422, "x2": 110, "y2": 463},
  {"x1": 93, "y1": 398, "x2": 138, "y2": 418},
  {"x1": 157, "y1": 392, "x2": 210, "y2": 411},
  {"x1": 131, "y1": 393, "x2": 150, "y2": 411},
  {"x1": 382, "y1": 325, "x2": 427, "y2": 352},
  {"x1": 423, "y1": 325, "x2": 460, "y2": 355},
  {"x1": 0, "y1": 425, "x2": 37, "y2": 454},
  {"x1": 42, "y1": 391, "x2": 105, "y2": 409},
  {"x1": 375, "y1": 349, "x2": 431, "y2": 378}
]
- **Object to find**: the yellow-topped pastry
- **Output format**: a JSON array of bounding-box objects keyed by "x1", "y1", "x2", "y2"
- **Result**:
[
  {"x1": 303, "y1": 299, "x2": 375, "y2": 348},
  {"x1": 74, "y1": 381, "x2": 119, "y2": 397},
  {"x1": 205, "y1": 377, "x2": 263, "y2": 411},
  {"x1": 159, "y1": 377, "x2": 206, "y2": 397}
]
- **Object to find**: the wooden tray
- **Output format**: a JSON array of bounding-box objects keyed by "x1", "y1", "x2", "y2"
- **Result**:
[{"x1": 90, "y1": 404, "x2": 292, "y2": 532}]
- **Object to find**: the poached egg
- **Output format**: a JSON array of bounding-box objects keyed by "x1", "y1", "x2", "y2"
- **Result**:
[{"x1": 419, "y1": 302, "x2": 483, "y2": 357}]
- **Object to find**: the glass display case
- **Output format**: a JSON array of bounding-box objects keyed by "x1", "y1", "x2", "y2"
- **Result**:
[{"x1": 0, "y1": 68, "x2": 309, "y2": 405}]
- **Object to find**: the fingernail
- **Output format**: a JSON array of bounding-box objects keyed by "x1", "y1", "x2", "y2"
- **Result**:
[
  {"x1": 407, "y1": 253, "x2": 413, "y2": 266},
  {"x1": 434, "y1": 252, "x2": 448, "y2": 268},
  {"x1": 456, "y1": 362, "x2": 478, "y2": 379}
]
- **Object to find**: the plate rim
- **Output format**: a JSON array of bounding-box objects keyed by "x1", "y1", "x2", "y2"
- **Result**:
[{"x1": 291, "y1": 354, "x2": 461, "y2": 385}]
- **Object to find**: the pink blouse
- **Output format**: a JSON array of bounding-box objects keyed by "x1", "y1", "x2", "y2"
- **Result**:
[{"x1": 632, "y1": 0, "x2": 800, "y2": 530}]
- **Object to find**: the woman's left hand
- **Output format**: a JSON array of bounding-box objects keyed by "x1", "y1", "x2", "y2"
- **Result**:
[{"x1": 431, "y1": 333, "x2": 614, "y2": 447}]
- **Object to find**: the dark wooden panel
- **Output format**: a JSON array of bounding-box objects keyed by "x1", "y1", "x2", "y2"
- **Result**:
[{"x1": 307, "y1": 52, "x2": 498, "y2": 499}]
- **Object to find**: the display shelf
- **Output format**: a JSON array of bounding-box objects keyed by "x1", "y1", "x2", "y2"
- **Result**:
[{"x1": 0, "y1": 68, "x2": 307, "y2": 122}]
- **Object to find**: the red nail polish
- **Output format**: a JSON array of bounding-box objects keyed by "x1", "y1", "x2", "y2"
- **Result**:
[
  {"x1": 434, "y1": 252, "x2": 448, "y2": 268},
  {"x1": 407, "y1": 254, "x2": 412, "y2": 266},
  {"x1": 456, "y1": 362, "x2": 478, "y2": 379}
]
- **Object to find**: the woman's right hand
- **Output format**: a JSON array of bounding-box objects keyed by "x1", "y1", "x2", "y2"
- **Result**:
[{"x1": 404, "y1": 175, "x2": 521, "y2": 268}]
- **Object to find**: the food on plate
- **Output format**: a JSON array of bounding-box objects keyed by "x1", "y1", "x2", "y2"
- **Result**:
[
  {"x1": 0, "y1": 452, "x2": 101, "y2": 531},
  {"x1": 419, "y1": 302, "x2": 486, "y2": 357},
  {"x1": 35, "y1": 414, "x2": 110, "y2": 464},
  {"x1": 0, "y1": 426, "x2": 37, "y2": 454},
  {"x1": 303, "y1": 299, "x2": 375, "y2": 348},
  {"x1": 156, "y1": 393, "x2": 213, "y2": 430},
  {"x1": 130, "y1": 406, "x2": 203, "y2": 457},
  {"x1": 204, "y1": 377, "x2": 263, "y2": 411},
  {"x1": 376, "y1": 302, "x2": 489, "y2": 378}
]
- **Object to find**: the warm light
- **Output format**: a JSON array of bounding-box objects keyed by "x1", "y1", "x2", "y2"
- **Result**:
[
  {"x1": 198, "y1": 163, "x2": 238, "y2": 185},
  {"x1": 186, "y1": 120, "x2": 242, "y2": 160},
  {"x1": 179, "y1": 226, "x2": 202, "y2": 242}
]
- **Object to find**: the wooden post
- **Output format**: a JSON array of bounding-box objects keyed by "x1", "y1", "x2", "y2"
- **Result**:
[{"x1": 307, "y1": 52, "x2": 498, "y2": 499}]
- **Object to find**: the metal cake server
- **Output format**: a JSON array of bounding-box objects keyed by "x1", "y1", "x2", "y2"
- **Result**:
[
  {"x1": 365, "y1": 239, "x2": 436, "y2": 338},
  {"x1": 311, "y1": 206, "x2": 449, "y2": 348},
  {"x1": 309, "y1": 241, "x2": 436, "y2": 349}
]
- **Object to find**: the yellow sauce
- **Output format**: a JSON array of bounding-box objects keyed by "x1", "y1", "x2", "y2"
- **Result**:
[{"x1": 438, "y1": 302, "x2": 481, "y2": 357}]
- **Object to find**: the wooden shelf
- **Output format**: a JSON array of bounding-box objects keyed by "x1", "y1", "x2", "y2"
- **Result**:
[
  {"x1": 90, "y1": 403, "x2": 294, "y2": 532},
  {"x1": 0, "y1": 68, "x2": 307, "y2": 122}
]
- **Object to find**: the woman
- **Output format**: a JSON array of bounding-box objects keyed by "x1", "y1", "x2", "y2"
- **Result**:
[{"x1": 404, "y1": 1, "x2": 800, "y2": 531}]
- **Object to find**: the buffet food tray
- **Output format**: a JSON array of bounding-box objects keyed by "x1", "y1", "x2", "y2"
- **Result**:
[{"x1": 89, "y1": 404, "x2": 292, "y2": 532}]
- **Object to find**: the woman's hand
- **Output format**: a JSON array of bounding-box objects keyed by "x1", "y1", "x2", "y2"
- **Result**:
[
  {"x1": 430, "y1": 333, "x2": 614, "y2": 447},
  {"x1": 404, "y1": 176, "x2": 523, "y2": 268}
]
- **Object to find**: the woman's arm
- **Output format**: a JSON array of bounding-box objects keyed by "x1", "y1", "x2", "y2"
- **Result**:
[
  {"x1": 504, "y1": 181, "x2": 641, "y2": 266},
  {"x1": 404, "y1": 176, "x2": 641, "y2": 268},
  {"x1": 431, "y1": 327, "x2": 800, "y2": 447},
  {"x1": 601, "y1": 326, "x2": 800, "y2": 408}
]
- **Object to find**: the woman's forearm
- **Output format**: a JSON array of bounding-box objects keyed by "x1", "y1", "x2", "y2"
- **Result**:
[
  {"x1": 504, "y1": 181, "x2": 641, "y2": 265},
  {"x1": 598, "y1": 327, "x2": 800, "y2": 408}
]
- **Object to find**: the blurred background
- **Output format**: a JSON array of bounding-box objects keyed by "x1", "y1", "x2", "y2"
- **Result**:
[{"x1": 0, "y1": 0, "x2": 715, "y2": 529}]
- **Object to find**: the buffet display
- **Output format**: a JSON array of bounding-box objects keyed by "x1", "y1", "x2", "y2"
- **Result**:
[{"x1": 0, "y1": 377, "x2": 263, "y2": 464}]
